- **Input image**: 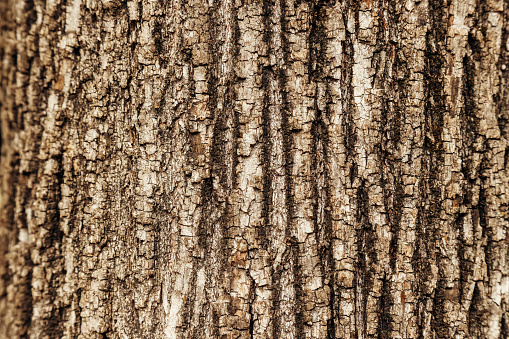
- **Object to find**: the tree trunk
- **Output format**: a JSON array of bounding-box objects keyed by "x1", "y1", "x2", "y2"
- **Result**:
[{"x1": 1, "y1": 0, "x2": 508, "y2": 338}]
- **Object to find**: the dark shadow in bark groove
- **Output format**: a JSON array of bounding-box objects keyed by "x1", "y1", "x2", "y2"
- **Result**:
[
  {"x1": 497, "y1": 5, "x2": 509, "y2": 144},
  {"x1": 42, "y1": 152, "x2": 66, "y2": 336},
  {"x1": 260, "y1": 0, "x2": 271, "y2": 250},
  {"x1": 260, "y1": 0, "x2": 272, "y2": 259},
  {"x1": 501, "y1": 312, "x2": 509, "y2": 339},
  {"x1": 379, "y1": 106, "x2": 396, "y2": 337},
  {"x1": 248, "y1": 298, "x2": 255, "y2": 338},
  {"x1": 24, "y1": 0, "x2": 36, "y2": 28},
  {"x1": 261, "y1": 0, "x2": 292, "y2": 336},
  {"x1": 355, "y1": 180, "x2": 375, "y2": 339},
  {"x1": 293, "y1": 245, "x2": 305, "y2": 339},
  {"x1": 280, "y1": 0, "x2": 293, "y2": 252},
  {"x1": 280, "y1": 1, "x2": 298, "y2": 336},
  {"x1": 468, "y1": 282, "x2": 487, "y2": 338},
  {"x1": 315, "y1": 118, "x2": 335, "y2": 338},
  {"x1": 198, "y1": 177, "x2": 215, "y2": 251},
  {"x1": 413, "y1": 206, "x2": 432, "y2": 338},
  {"x1": 272, "y1": 267, "x2": 282, "y2": 339},
  {"x1": 424, "y1": 0, "x2": 448, "y2": 335},
  {"x1": 432, "y1": 277, "x2": 448, "y2": 338},
  {"x1": 378, "y1": 274, "x2": 392, "y2": 339},
  {"x1": 289, "y1": 236, "x2": 302, "y2": 339},
  {"x1": 310, "y1": 5, "x2": 334, "y2": 335}
]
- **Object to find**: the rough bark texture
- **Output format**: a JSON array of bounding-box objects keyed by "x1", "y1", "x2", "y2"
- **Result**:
[{"x1": 1, "y1": 0, "x2": 508, "y2": 338}]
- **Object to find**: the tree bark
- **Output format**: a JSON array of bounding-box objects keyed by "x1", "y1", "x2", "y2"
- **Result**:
[{"x1": 1, "y1": 0, "x2": 508, "y2": 338}]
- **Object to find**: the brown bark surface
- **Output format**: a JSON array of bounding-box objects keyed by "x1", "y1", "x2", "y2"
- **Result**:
[{"x1": 1, "y1": 0, "x2": 508, "y2": 338}]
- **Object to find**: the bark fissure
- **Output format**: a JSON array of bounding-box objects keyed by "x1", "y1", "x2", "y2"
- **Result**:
[{"x1": 1, "y1": 0, "x2": 508, "y2": 338}]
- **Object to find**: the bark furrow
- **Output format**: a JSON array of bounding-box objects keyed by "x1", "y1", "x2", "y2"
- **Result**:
[{"x1": 0, "y1": 0, "x2": 508, "y2": 338}]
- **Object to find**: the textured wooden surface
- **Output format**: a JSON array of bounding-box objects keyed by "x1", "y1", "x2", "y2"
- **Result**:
[{"x1": 1, "y1": 0, "x2": 508, "y2": 338}]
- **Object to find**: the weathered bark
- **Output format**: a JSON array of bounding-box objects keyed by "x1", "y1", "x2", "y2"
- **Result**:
[{"x1": 0, "y1": 0, "x2": 508, "y2": 338}]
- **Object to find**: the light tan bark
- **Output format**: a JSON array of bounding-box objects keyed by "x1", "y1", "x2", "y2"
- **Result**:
[{"x1": 1, "y1": 0, "x2": 508, "y2": 338}]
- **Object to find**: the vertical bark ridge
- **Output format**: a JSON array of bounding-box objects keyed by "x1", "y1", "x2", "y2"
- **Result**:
[
  {"x1": 459, "y1": 17, "x2": 484, "y2": 339},
  {"x1": 283, "y1": 0, "x2": 329, "y2": 337},
  {"x1": 172, "y1": 0, "x2": 232, "y2": 337},
  {"x1": 388, "y1": 1, "x2": 428, "y2": 337},
  {"x1": 311, "y1": 1, "x2": 333, "y2": 337},
  {"x1": 155, "y1": 0, "x2": 218, "y2": 337},
  {"x1": 0, "y1": 0, "x2": 32, "y2": 336},
  {"x1": 72, "y1": 3, "x2": 133, "y2": 338},
  {"x1": 265, "y1": 1, "x2": 296, "y2": 337},
  {"x1": 178, "y1": 0, "x2": 218, "y2": 336},
  {"x1": 498, "y1": 4, "x2": 509, "y2": 337},
  {"x1": 212, "y1": 0, "x2": 242, "y2": 337},
  {"x1": 459, "y1": 1, "x2": 508, "y2": 338},
  {"x1": 432, "y1": 0, "x2": 479, "y2": 336},
  {"x1": 221, "y1": 1, "x2": 273, "y2": 338},
  {"x1": 5, "y1": 0, "x2": 74, "y2": 336},
  {"x1": 1, "y1": 0, "x2": 508, "y2": 338},
  {"x1": 310, "y1": 2, "x2": 335, "y2": 337},
  {"x1": 347, "y1": 0, "x2": 396, "y2": 337},
  {"x1": 321, "y1": 1, "x2": 357, "y2": 337},
  {"x1": 375, "y1": 0, "x2": 398, "y2": 337},
  {"x1": 346, "y1": 1, "x2": 379, "y2": 338}
]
